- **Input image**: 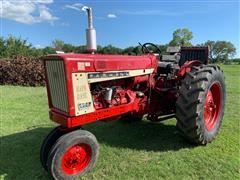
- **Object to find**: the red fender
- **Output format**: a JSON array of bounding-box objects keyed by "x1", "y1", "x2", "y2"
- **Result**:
[{"x1": 178, "y1": 60, "x2": 202, "y2": 77}]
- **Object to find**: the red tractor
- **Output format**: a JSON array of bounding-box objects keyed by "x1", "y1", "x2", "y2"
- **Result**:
[{"x1": 40, "y1": 7, "x2": 226, "y2": 180}]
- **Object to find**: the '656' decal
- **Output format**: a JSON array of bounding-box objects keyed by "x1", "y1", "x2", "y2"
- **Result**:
[{"x1": 78, "y1": 102, "x2": 92, "y2": 110}]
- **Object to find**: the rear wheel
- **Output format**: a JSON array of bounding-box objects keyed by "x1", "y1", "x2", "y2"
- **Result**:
[
  {"x1": 47, "y1": 129, "x2": 99, "y2": 179},
  {"x1": 176, "y1": 65, "x2": 226, "y2": 144}
]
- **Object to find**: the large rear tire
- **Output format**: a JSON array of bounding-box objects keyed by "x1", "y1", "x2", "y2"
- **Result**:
[
  {"x1": 47, "y1": 129, "x2": 99, "y2": 179},
  {"x1": 176, "y1": 65, "x2": 226, "y2": 145}
]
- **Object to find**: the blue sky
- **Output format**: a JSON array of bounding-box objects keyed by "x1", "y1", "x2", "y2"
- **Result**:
[{"x1": 1, "y1": 0, "x2": 239, "y2": 57}]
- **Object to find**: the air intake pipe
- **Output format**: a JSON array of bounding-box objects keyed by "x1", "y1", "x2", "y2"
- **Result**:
[{"x1": 83, "y1": 6, "x2": 97, "y2": 53}]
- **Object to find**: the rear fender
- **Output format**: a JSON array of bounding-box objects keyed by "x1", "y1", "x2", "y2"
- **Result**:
[{"x1": 177, "y1": 60, "x2": 202, "y2": 77}]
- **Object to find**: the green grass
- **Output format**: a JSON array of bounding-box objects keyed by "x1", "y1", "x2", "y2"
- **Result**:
[{"x1": 1, "y1": 65, "x2": 239, "y2": 180}]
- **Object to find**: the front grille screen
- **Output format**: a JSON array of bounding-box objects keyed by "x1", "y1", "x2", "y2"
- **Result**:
[{"x1": 46, "y1": 60, "x2": 68, "y2": 112}]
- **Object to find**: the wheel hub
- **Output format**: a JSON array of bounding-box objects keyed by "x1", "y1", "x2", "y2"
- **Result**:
[
  {"x1": 204, "y1": 82, "x2": 222, "y2": 131},
  {"x1": 61, "y1": 144, "x2": 92, "y2": 175}
]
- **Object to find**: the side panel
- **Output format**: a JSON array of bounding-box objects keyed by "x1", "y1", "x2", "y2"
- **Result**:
[
  {"x1": 72, "y1": 73, "x2": 95, "y2": 116},
  {"x1": 71, "y1": 68, "x2": 154, "y2": 116},
  {"x1": 87, "y1": 68, "x2": 154, "y2": 83},
  {"x1": 49, "y1": 90, "x2": 139, "y2": 128}
]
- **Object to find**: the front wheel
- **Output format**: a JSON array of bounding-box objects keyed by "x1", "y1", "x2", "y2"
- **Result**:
[
  {"x1": 40, "y1": 126, "x2": 66, "y2": 171},
  {"x1": 176, "y1": 65, "x2": 226, "y2": 145},
  {"x1": 47, "y1": 129, "x2": 99, "y2": 179}
]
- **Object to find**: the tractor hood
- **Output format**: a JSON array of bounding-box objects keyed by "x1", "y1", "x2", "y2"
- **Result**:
[{"x1": 44, "y1": 53, "x2": 157, "y2": 72}]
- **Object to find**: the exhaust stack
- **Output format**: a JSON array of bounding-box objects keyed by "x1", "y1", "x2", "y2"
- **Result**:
[{"x1": 83, "y1": 6, "x2": 97, "y2": 53}]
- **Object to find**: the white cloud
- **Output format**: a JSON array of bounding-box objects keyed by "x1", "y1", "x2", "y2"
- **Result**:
[
  {"x1": 65, "y1": 3, "x2": 117, "y2": 20},
  {"x1": 60, "y1": 22, "x2": 70, "y2": 27},
  {"x1": 34, "y1": 44, "x2": 42, "y2": 49},
  {"x1": 0, "y1": 0, "x2": 58, "y2": 24},
  {"x1": 65, "y1": 3, "x2": 84, "y2": 11},
  {"x1": 107, "y1": 14, "x2": 117, "y2": 18}
]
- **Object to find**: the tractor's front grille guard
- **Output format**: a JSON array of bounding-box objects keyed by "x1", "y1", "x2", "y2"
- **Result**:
[{"x1": 45, "y1": 60, "x2": 69, "y2": 113}]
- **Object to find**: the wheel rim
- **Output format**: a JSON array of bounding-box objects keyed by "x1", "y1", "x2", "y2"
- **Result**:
[
  {"x1": 61, "y1": 144, "x2": 92, "y2": 175},
  {"x1": 204, "y1": 82, "x2": 222, "y2": 131}
]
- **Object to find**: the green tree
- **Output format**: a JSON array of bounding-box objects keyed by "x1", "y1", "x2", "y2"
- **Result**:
[
  {"x1": 98, "y1": 45, "x2": 122, "y2": 54},
  {"x1": 2, "y1": 36, "x2": 33, "y2": 58},
  {"x1": 52, "y1": 39, "x2": 65, "y2": 51},
  {"x1": 203, "y1": 40, "x2": 215, "y2": 61},
  {"x1": 169, "y1": 28, "x2": 193, "y2": 46},
  {"x1": 0, "y1": 37, "x2": 6, "y2": 57},
  {"x1": 79, "y1": 45, "x2": 88, "y2": 53},
  {"x1": 29, "y1": 47, "x2": 44, "y2": 57},
  {"x1": 122, "y1": 46, "x2": 142, "y2": 55},
  {"x1": 62, "y1": 43, "x2": 81, "y2": 53},
  {"x1": 204, "y1": 40, "x2": 236, "y2": 63},
  {"x1": 122, "y1": 44, "x2": 167, "y2": 55},
  {"x1": 42, "y1": 46, "x2": 55, "y2": 55}
]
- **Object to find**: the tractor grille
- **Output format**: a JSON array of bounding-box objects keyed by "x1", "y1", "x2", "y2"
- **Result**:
[{"x1": 45, "y1": 60, "x2": 68, "y2": 112}]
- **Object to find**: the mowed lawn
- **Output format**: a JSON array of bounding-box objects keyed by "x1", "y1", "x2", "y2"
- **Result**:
[{"x1": 0, "y1": 65, "x2": 239, "y2": 180}]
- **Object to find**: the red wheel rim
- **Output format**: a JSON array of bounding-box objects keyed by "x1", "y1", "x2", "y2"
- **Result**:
[
  {"x1": 61, "y1": 144, "x2": 92, "y2": 175},
  {"x1": 204, "y1": 82, "x2": 222, "y2": 131}
]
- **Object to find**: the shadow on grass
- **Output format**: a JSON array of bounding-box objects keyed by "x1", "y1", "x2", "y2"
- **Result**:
[
  {"x1": 86, "y1": 120, "x2": 193, "y2": 152},
  {"x1": 0, "y1": 120, "x2": 193, "y2": 179},
  {"x1": 0, "y1": 127, "x2": 52, "y2": 180}
]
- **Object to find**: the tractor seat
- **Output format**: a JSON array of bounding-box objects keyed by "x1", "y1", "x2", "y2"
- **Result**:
[{"x1": 160, "y1": 46, "x2": 180, "y2": 63}]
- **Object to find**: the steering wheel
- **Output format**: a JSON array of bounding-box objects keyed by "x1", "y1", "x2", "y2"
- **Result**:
[{"x1": 141, "y1": 42, "x2": 162, "y2": 56}]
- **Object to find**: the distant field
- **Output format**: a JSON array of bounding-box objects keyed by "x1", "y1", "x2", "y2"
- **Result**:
[{"x1": 0, "y1": 65, "x2": 239, "y2": 179}]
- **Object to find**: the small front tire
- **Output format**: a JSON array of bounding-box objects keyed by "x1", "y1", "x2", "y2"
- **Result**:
[
  {"x1": 47, "y1": 129, "x2": 99, "y2": 180},
  {"x1": 40, "y1": 126, "x2": 66, "y2": 171}
]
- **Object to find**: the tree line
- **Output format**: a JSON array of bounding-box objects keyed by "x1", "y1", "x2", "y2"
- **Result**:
[{"x1": 0, "y1": 28, "x2": 238, "y2": 63}]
